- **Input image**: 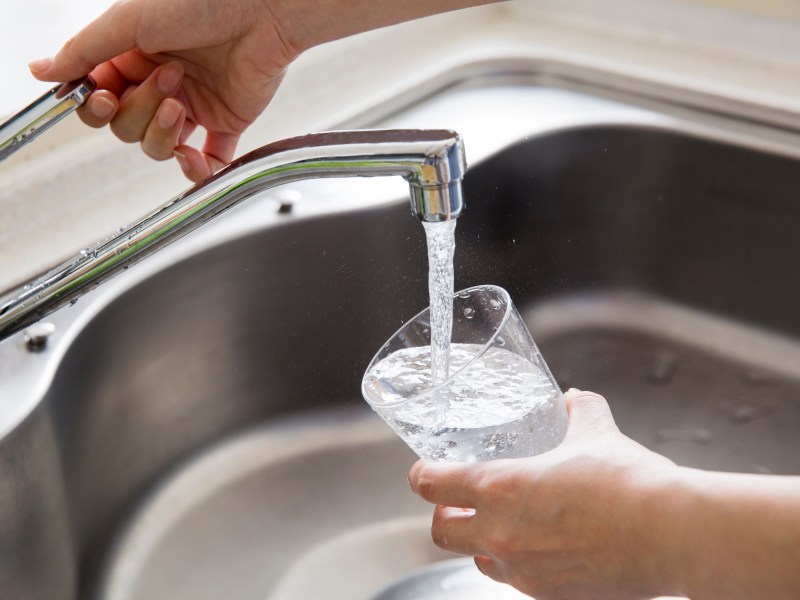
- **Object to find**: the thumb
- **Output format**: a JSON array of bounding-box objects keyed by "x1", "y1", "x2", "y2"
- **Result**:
[
  {"x1": 29, "y1": 1, "x2": 141, "y2": 82},
  {"x1": 562, "y1": 388, "x2": 618, "y2": 442}
]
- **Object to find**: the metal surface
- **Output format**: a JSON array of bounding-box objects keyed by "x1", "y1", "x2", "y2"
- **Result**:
[
  {"x1": 0, "y1": 129, "x2": 466, "y2": 340},
  {"x1": 0, "y1": 77, "x2": 95, "y2": 161},
  {"x1": 371, "y1": 558, "x2": 528, "y2": 599},
  {"x1": 1, "y1": 72, "x2": 800, "y2": 600}
]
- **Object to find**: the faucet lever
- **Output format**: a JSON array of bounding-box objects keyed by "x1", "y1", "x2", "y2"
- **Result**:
[{"x1": 0, "y1": 78, "x2": 96, "y2": 162}]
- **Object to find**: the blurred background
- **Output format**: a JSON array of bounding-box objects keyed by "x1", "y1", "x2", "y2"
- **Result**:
[
  {"x1": 2, "y1": 0, "x2": 800, "y2": 118},
  {"x1": 2, "y1": 0, "x2": 116, "y2": 116}
]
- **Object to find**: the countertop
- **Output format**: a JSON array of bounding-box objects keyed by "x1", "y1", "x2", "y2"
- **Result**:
[{"x1": 2, "y1": 0, "x2": 800, "y2": 292}]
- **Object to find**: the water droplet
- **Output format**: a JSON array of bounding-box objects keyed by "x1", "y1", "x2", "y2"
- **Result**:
[
  {"x1": 23, "y1": 283, "x2": 33, "y2": 291},
  {"x1": 79, "y1": 248, "x2": 91, "y2": 256},
  {"x1": 463, "y1": 307, "x2": 475, "y2": 319},
  {"x1": 656, "y1": 428, "x2": 713, "y2": 444},
  {"x1": 496, "y1": 336, "x2": 506, "y2": 347},
  {"x1": 69, "y1": 298, "x2": 78, "y2": 306},
  {"x1": 648, "y1": 350, "x2": 679, "y2": 386},
  {"x1": 116, "y1": 226, "x2": 126, "y2": 234},
  {"x1": 489, "y1": 298, "x2": 502, "y2": 310},
  {"x1": 730, "y1": 404, "x2": 761, "y2": 425},
  {"x1": 739, "y1": 369, "x2": 772, "y2": 388}
]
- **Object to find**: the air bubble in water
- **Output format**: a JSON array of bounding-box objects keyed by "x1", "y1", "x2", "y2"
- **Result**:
[
  {"x1": 463, "y1": 307, "x2": 475, "y2": 319},
  {"x1": 489, "y1": 298, "x2": 502, "y2": 310}
]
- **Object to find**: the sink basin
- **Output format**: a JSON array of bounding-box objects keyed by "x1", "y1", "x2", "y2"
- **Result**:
[{"x1": 2, "y1": 68, "x2": 800, "y2": 600}]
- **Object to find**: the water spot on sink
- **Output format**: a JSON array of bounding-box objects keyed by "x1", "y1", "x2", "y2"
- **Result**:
[
  {"x1": 648, "y1": 350, "x2": 680, "y2": 386},
  {"x1": 727, "y1": 402, "x2": 774, "y2": 425},
  {"x1": 739, "y1": 369, "x2": 774, "y2": 388},
  {"x1": 730, "y1": 404, "x2": 759, "y2": 425},
  {"x1": 656, "y1": 428, "x2": 713, "y2": 445}
]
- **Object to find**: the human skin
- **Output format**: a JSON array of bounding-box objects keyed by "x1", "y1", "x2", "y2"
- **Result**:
[
  {"x1": 28, "y1": 0, "x2": 500, "y2": 181},
  {"x1": 408, "y1": 389, "x2": 800, "y2": 599}
]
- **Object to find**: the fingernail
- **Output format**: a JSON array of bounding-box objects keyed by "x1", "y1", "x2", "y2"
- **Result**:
[
  {"x1": 91, "y1": 96, "x2": 116, "y2": 119},
  {"x1": 173, "y1": 151, "x2": 190, "y2": 173},
  {"x1": 157, "y1": 62, "x2": 183, "y2": 94},
  {"x1": 28, "y1": 57, "x2": 54, "y2": 75},
  {"x1": 157, "y1": 99, "x2": 182, "y2": 129}
]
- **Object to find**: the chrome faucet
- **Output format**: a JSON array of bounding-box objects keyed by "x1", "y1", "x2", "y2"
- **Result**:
[{"x1": 0, "y1": 79, "x2": 466, "y2": 340}]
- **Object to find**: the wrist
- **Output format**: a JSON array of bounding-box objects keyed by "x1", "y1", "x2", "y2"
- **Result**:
[
  {"x1": 630, "y1": 463, "x2": 696, "y2": 598},
  {"x1": 264, "y1": 0, "x2": 501, "y2": 54}
]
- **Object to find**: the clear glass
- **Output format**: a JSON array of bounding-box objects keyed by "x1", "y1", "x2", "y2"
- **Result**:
[{"x1": 362, "y1": 285, "x2": 567, "y2": 462}]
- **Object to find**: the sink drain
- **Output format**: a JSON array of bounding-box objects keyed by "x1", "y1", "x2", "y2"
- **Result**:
[{"x1": 370, "y1": 558, "x2": 529, "y2": 600}]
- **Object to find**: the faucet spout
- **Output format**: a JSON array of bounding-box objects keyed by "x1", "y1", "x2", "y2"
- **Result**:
[{"x1": 0, "y1": 129, "x2": 466, "y2": 340}]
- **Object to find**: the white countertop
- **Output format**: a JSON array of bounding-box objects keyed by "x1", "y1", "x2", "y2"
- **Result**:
[{"x1": 2, "y1": 0, "x2": 800, "y2": 292}]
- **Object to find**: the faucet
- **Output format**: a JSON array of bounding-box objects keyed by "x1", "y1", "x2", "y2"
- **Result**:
[{"x1": 0, "y1": 81, "x2": 466, "y2": 340}]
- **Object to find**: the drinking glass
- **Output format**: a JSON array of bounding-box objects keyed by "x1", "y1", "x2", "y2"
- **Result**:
[{"x1": 362, "y1": 285, "x2": 567, "y2": 462}]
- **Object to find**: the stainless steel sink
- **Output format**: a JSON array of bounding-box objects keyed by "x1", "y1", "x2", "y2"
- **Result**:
[{"x1": 2, "y1": 67, "x2": 800, "y2": 600}]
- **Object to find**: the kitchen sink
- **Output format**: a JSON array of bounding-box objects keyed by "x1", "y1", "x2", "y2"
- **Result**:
[{"x1": 1, "y1": 68, "x2": 800, "y2": 600}]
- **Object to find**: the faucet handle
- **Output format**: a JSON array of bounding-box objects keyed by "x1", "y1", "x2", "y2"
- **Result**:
[{"x1": 0, "y1": 77, "x2": 96, "y2": 163}]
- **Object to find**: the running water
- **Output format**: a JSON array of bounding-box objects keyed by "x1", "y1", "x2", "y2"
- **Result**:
[{"x1": 422, "y1": 220, "x2": 457, "y2": 386}]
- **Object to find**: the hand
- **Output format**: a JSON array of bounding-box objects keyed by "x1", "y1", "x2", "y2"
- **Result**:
[
  {"x1": 27, "y1": 0, "x2": 499, "y2": 182},
  {"x1": 28, "y1": 0, "x2": 299, "y2": 182},
  {"x1": 408, "y1": 389, "x2": 683, "y2": 600}
]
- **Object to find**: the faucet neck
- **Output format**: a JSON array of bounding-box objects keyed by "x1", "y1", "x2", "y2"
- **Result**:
[{"x1": 0, "y1": 129, "x2": 466, "y2": 340}]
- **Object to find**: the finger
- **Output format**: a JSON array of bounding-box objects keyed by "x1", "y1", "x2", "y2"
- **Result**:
[
  {"x1": 430, "y1": 505, "x2": 482, "y2": 555},
  {"x1": 78, "y1": 90, "x2": 118, "y2": 128},
  {"x1": 178, "y1": 121, "x2": 197, "y2": 146},
  {"x1": 111, "y1": 62, "x2": 184, "y2": 143},
  {"x1": 474, "y1": 556, "x2": 506, "y2": 583},
  {"x1": 110, "y1": 50, "x2": 161, "y2": 86},
  {"x1": 563, "y1": 388, "x2": 618, "y2": 441},
  {"x1": 173, "y1": 131, "x2": 238, "y2": 183},
  {"x1": 408, "y1": 460, "x2": 482, "y2": 508},
  {"x1": 141, "y1": 98, "x2": 186, "y2": 161},
  {"x1": 28, "y1": 0, "x2": 142, "y2": 82},
  {"x1": 88, "y1": 60, "x2": 129, "y2": 97},
  {"x1": 203, "y1": 131, "x2": 239, "y2": 169},
  {"x1": 173, "y1": 145, "x2": 214, "y2": 182}
]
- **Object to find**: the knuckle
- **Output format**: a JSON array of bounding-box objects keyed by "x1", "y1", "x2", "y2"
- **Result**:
[
  {"x1": 430, "y1": 520, "x2": 448, "y2": 549},
  {"x1": 413, "y1": 469, "x2": 436, "y2": 500},
  {"x1": 110, "y1": 119, "x2": 142, "y2": 144},
  {"x1": 141, "y1": 144, "x2": 172, "y2": 161},
  {"x1": 484, "y1": 529, "x2": 514, "y2": 559},
  {"x1": 60, "y1": 37, "x2": 94, "y2": 73},
  {"x1": 569, "y1": 389, "x2": 608, "y2": 407}
]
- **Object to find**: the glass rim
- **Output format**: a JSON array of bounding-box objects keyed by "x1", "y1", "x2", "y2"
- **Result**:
[{"x1": 361, "y1": 284, "x2": 513, "y2": 408}]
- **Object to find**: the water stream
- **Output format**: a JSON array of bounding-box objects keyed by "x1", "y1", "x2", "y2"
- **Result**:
[{"x1": 422, "y1": 220, "x2": 457, "y2": 386}]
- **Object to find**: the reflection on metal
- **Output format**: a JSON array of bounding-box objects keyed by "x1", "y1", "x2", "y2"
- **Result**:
[{"x1": 0, "y1": 77, "x2": 95, "y2": 161}]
